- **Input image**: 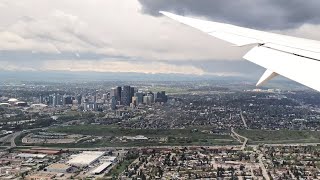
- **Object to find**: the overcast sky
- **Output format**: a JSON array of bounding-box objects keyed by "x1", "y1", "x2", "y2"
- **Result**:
[{"x1": 1, "y1": 0, "x2": 320, "y2": 77}]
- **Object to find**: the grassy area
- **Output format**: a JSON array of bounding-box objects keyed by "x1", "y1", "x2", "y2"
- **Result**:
[
  {"x1": 236, "y1": 129, "x2": 320, "y2": 144},
  {"x1": 15, "y1": 133, "x2": 26, "y2": 146},
  {"x1": 105, "y1": 158, "x2": 136, "y2": 178},
  {"x1": 49, "y1": 125, "x2": 229, "y2": 138},
  {"x1": 35, "y1": 125, "x2": 239, "y2": 148},
  {"x1": 147, "y1": 87, "x2": 187, "y2": 94}
]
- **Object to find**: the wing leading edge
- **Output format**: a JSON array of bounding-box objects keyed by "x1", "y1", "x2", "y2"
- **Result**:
[{"x1": 160, "y1": 11, "x2": 320, "y2": 92}]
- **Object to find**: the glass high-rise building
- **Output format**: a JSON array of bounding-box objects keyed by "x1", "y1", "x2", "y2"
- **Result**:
[
  {"x1": 116, "y1": 86, "x2": 122, "y2": 102},
  {"x1": 121, "y1": 86, "x2": 132, "y2": 106},
  {"x1": 135, "y1": 92, "x2": 144, "y2": 104}
]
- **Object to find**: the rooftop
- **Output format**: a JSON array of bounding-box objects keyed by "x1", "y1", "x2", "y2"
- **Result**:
[{"x1": 67, "y1": 151, "x2": 105, "y2": 166}]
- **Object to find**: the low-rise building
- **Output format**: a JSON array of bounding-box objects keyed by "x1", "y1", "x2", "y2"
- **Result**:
[
  {"x1": 91, "y1": 162, "x2": 112, "y2": 175},
  {"x1": 44, "y1": 163, "x2": 72, "y2": 173}
]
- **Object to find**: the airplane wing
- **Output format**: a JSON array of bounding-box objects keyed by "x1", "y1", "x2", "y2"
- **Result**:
[{"x1": 160, "y1": 11, "x2": 320, "y2": 92}]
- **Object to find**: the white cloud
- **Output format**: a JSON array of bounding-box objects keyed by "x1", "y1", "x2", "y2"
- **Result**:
[
  {"x1": 280, "y1": 24, "x2": 320, "y2": 41},
  {"x1": 0, "y1": 61, "x2": 37, "y2": 71},
  {"x1": 0, "y1": 0, "x2": 317, "y2": 76},
  {"x1": 0, "y1": 59, "x2": 205, "y2": 75},
  {"x1": 0, "y1": 0, "x2": 247, "y2": 61},
  {"x1": 42, "y1": 59, "x2": 205, "y2": 75}
]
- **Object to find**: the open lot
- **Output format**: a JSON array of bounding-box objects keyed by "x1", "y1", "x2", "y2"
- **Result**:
[
  {"x1": 36, "y1": 125, "x2": 239, "y2": 147},
  {"x1": 236, "y1": 129, "x2": 320, "y2": 144}
]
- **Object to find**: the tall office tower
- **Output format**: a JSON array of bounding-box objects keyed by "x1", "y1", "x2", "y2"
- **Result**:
[
  {"x1": 62, "y1": 95, "x2": 67, "y2": 106},
  {"x1": 83, "y1": 102, "x2": 88, "y2": 111},
  {"x1": 49, "y1": 95, "x2": 54, "y2": 105},
  {"x1": 154, "y1": 92, "x2": 160, "y2": 102},
  {"x1": 63, "y1": 95, "x2": 73, "y2": 105},
  {"x1": 146, "y1": 92, "x2": 154, "y2": 103},
  {"x1": 132, "y1": 96, "x2": 138, "y2": 106},
  {"x1": 92, "y1": 103, "x2": 97, "y2": 111},
  {"x1": 130, "y1": 87, "x2": 135, "y2": 98},
  {"x1": 143, "y1": 95, "x2": 153, "y2": 105},
  {"x1": 161, "y1": 91, "x2": 168, "y2": 102},
  {"x1": 110, "y1": 88, "x2": 117, "y2": 98},
  {"x1": 121, "y1": 86, "x2": 131, "y2": 106},
  {"x1": 52, "y1": 93, "x2": 57, "y2": 107},
  {"x1": 56, "y1": 94, "x2": 63, "y2": 105},
  {"x1": 44, "y1": 96, "x2": 49, "y2": 105},
  {"x1": 76, "y1": 94, "x2": 82, "y2": 105},
  {"x1": 134, "y1": 92, "x2": 144, "y2": 104},
  {"x1": 116, "y1": 86, "x2": 122, "y2": 102},
  {"x1": 102, "y1": 94, "x2": 108, "y2": 100},
  {"x1": 110, "y1": 96, "x2": 117, "y2": 110},
  {"x1": 39, "y1": 95, "x2": 43, "y2": 104},
  {"x1": 155, "y1": 91, "x2": 168, "y2": 103}
]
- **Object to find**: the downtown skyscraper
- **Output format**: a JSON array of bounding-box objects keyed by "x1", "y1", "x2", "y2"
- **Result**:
[{"x1": 121, "y1": 86, "x2": 132, "y2": 106}]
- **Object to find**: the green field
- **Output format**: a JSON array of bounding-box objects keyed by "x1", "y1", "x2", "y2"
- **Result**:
[
  {"x1": 34, "y1": 125, "x2": 239, "y2": 147},
  {"x1": 147, "y1": 87, "x2": 188, "y2": 94},
  {"x1": 105, "y1": 158, "x2": 136, "y2": 178},
  {"x1": 236, "y1": 129, "x2": 320, "y2": 144},
  {"x1": 49, "y1": 125, "x2": 224, "y2": 137}
]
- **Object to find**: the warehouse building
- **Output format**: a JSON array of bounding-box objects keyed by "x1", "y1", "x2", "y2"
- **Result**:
[
  {"x1": 67, "y1": 151, "x2": 105, "y2": 167},
  {"x1": 17, "y1": 153, "x2": 47, "y2": 159},
  {"x1": 91, "y1": 162, "x2": 112, "y2": 175}
]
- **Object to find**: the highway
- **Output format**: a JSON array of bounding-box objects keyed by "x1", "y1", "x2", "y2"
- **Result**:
[
  {"x1": 240, "y1": 111, "x2": 248, "y2": 128},
  {"x1": 10, "y1": 131, "x2": 22, "y2": 147}
]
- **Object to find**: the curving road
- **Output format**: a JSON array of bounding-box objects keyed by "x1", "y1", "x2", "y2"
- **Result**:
[{"x1": 231, "y1": 128, "x2": 248, "y2": 150}]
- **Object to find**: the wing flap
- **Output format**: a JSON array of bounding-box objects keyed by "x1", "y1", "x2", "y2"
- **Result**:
[
  {"x1": 256, "y1": 70, "x2": 278, "y2": 86},
  {"x1": 244, "y1": 46, "x2": 320, "y2": 91}
]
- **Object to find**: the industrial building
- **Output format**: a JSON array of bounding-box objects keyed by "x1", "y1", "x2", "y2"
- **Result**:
[
  {"x1": 103, "y1": 156, "x2": 117, "y2": 163},
  {"x1": 17, "y1": 153, "x2": 47, "y2": 159},
  {"x1": 67, "y1": 151, "x2": 105, "y2": 167},
  {"x1": 91, "y1": 162, "x2": 112, "y2": 175}
]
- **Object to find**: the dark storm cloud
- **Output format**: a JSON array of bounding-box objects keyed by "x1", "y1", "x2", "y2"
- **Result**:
[{"x1": 138, "y1": 0, "x2": 320, "y2": 29}]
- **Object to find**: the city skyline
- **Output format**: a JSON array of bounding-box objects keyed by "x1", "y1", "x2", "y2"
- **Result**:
[
  {"x1": 0, "y1": 79, "x2": 320, "y2": 179},
  {"x1": 1, "y1": 1, "x2": 320, "y2": 179}
]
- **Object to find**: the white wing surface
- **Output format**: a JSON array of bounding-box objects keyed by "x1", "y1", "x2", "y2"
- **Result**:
[{"x1": 160, "y1": 11, "x2": 320, "y2": 92}]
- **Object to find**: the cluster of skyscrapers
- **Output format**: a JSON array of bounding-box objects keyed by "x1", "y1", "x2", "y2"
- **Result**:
[
  {"x1": 110, "y1": 86, "x2": 167, "y2": 110},
  {"x1": 38, "y1": 86, "x2": 167, "y2": 111},
  {"x1": 41, "y1": 93, "x2": 98, "y2": 111},
  {"x1": 41, "y1": 94, "x2": 75, "y2": 107}
]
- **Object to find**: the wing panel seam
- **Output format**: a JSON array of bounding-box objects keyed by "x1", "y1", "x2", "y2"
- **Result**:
[{"x1": 263, "y1": 45, "x2": 320, "y2": 62}]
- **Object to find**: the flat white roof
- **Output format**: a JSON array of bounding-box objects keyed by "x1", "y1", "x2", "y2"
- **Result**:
[
  {"x1": 104, "y1": 156, "x2": 117, "y2": 162},
  {"x1": 31, "y1": 104, "x2": 48, "y2": 107},
  {"x1": 91, "y1": 162, "x2": 112, "y2": 174},
  {"x1": 67, "y1": 151, "x2": 105, "y2": 166},
  {"x1": 17, "y1": 153, "x2": 47, "y2": 158},
  {"x1": 0, "y1": 103, "x2": 10, "y2": 106}
]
